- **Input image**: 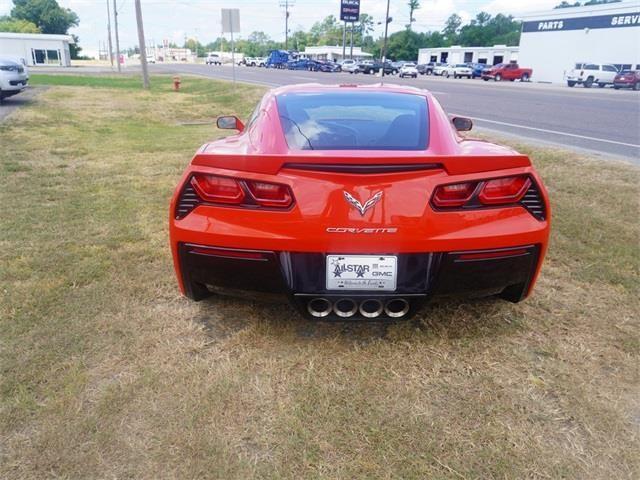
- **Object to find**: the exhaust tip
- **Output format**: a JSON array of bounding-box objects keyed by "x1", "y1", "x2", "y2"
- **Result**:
[
  {"x1": 307, "y1": 298, "x2": 332, "y2": 318},
  {"x1": 384, "y1": 298, "x2": 410, "y2": 318},
  {"x1": 359, "y1": 299, "x2": 384, "y2": 318},
  {"x1": 333, "y1": 298, "x2": 358, "y2": 318}
]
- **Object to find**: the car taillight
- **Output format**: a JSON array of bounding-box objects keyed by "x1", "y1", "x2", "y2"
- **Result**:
[
  {"x1": 432, "y1": 182, "x2": 477, "y2": 207},
  {"x1": 478, "y1": 176, "x2": 531, "y2": 205},
  {"x1": 431, "y1": 175, "x2": 539, "y2": 214},
  {"x1": 246, "y1": 181, "x2": 293, "y2": 207},
  {"x1": 191, "y1": 174, "x2": 245, "y2": 204},
  {"x1": 186, "y1": 173, "x2": 294, "y2": 210}
]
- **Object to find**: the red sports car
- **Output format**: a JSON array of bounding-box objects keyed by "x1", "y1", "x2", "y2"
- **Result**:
[{"x1": 170, "y1": 84, "x2": 550, "y2": 319}]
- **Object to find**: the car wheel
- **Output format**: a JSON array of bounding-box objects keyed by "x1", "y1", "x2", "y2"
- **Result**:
[
  {"x1": 567, "y1": 81, "x2": 576, "y2": 87},
  {"x1": 634, "y1": 82, "x2": 640, "y2": 91},
  {"x1": 614, "y1": 86, "x2": 620, "y2": 90},
  {"x1": 583, "y1": 77, "x2": 594, "y2": 88},
  {"x1": 597, "y1": 82, "x2": 606, "y2": 88},
  {"x1": 521, "y1": 73, "x2": 529, "y2": 82},
  {"x1": 483, "y1": 78, "x2": 489, "y2": 81},
  {"x1": 393, "y1": 69, "x2": 398, "y2": 75},
  {"x1": 495, "y1": 74, "x2": 502, "y2": 81}
]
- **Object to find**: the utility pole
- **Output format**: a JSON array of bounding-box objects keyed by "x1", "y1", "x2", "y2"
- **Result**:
[
  {"x1": 342, "y1": 21, "x2": 346, "y2": 60},
  {"x1": 279, "y1": 0, "x2": 294, "y2": 50},
  {"x1": 106, "y1": 0, "x2": 114, "y2": 68},
  {"x1": 381, "y1": 0, "x2": 391, "y2": 78},
  {"x1": 134, "y1": 0, "x2": 149, "y2": 89},
  {"x1": 350, "y1": 24, "x2": 354, "y2": 59},
  {"x1": 113, "y1": 0, "x2": 121, "y2": 72}
]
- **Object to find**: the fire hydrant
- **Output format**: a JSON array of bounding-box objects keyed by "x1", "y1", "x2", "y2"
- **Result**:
[{"x1": 172, "y1": 76, "x2": 181, "y2": 91}]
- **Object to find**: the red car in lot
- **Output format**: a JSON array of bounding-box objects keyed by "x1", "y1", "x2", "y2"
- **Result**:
[
  {"x1": 613, "y1": 70, "x2": 640, "y2": 90},
  {"x1": 482, "y1": 63, "x2": 533, "y2": 82},
  {"x1": 169, "y1": 84, "x2": 551, "y2": 320}
]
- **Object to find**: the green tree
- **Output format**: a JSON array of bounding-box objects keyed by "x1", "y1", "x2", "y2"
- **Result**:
[
  {"x1": 11, "y1": 0, "x2": 78, "y2": 34},
  {"x1": 407, "y1": 0, "x2": 420, "y2": 30},
  {"x1": 0, "y1": 16, "x2": 40, "y2": 33},
  {"x1": 442, "y1": 13, "x2": 462, "y2": 44},
  {"x1": 386, "y1": 29, "x2": 422, "y2": 60}
]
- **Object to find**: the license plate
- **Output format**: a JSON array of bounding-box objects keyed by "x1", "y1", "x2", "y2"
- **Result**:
[{"x1": 326, "y1": 255, "x2": 397, "y2": 291}]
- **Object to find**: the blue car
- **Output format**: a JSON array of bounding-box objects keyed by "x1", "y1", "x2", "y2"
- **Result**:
[
  {"x1": 468, "y1": 63, "x2": 489, "y2": 79},
  {"x1": 287, "y1": 58, "x2": 313, "y2": 70}
]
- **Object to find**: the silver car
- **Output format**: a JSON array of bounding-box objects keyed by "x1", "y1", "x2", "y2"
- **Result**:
[{"x1": 0, "y1": 58, "x2": 29, "y2": 102}]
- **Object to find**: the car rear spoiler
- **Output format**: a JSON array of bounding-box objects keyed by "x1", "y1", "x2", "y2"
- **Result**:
[{"x1": 191, "y1": 153, "x2": 532, "y2": 176}]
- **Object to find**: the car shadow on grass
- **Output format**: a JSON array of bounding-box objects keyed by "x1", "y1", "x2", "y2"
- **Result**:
[{"x1": 193, "y1": 293, "x2": 525, "y2": 345}]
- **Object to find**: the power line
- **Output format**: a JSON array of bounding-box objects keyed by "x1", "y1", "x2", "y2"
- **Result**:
[{"x1": 278, "y1": 0, "x2": 294, "y2": 49}]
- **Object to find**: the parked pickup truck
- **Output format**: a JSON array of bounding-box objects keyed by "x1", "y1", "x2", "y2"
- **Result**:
[{"x1": 482, "y1": 63, "x2": 532, "y2": 82}]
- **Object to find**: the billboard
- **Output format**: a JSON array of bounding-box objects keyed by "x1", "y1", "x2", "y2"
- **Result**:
[{"x1": 340, "y1": 0, "x2": 360, "y2": 23}]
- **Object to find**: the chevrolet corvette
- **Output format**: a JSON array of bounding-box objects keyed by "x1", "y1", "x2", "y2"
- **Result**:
[{"x1": 169, "y1": 83, "x2": 550, "y2": 320}]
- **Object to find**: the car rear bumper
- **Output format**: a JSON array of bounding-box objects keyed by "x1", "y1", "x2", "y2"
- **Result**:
[{"x1": 175, "y1": 242, "x2": 542, "y2": 319}]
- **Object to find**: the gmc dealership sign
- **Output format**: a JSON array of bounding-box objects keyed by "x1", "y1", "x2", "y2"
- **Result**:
[
  {"x1": 523, "y1": 12, "x2": 640, "y2": 32},
  {"x1": 340, "y1": 0, "x2": 360, "y2": 22}
]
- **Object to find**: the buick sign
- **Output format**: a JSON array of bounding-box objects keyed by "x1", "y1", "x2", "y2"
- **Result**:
[{"x1": 340, "y1": 0, "x2": 360, "y2": 23}]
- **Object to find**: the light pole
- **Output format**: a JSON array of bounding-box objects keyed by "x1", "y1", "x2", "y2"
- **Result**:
[{"x1": 378, "y1": 0, "x2": 392, "y2": 78}]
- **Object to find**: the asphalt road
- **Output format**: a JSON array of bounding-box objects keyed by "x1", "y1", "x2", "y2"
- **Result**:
[{"x1": 149, "y1": 63, "x2": 640, "y2": 162}]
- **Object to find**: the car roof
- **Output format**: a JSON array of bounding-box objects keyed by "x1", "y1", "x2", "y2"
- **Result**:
[
  {"x1": 0, "y1": 58, "x2": 21, "y2": 66},
  {"x1": 270, "y1": 83, "x2": 431, "y2": 98}
]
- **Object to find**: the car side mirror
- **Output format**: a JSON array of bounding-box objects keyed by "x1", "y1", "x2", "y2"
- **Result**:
[
  {"x1": 452, "y1": 116, "x2": 473, "y2": 132},
  {"x1": 216, "y1": 115, "x2": 245, "y2": 132}
]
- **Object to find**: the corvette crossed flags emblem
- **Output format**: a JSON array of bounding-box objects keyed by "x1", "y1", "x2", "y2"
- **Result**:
[{"x1": 343, "y1": 191, "x2": 383, "y2": 216}]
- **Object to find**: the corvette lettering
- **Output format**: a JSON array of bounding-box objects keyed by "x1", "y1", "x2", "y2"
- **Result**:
[{"x1": 326, "y1": 227, "x2": 398, "y2": 234}]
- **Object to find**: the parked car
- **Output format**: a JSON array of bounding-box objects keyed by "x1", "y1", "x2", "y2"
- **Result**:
[
  {"x1": 341, "y1": 59, "x2": 359, "y2": 73},
  {"x1": 357, "y1": 61, "x2": 398, "y2": 75},
  {"x1": 205, "y1": 53, "x2": 222, "y2": 65},
  {"x1": 482, "y1": 63, "x2": 533, "y2": 82},
  {"x1": 613, "y1": 70, "x2": 640, "y2": 90},
  {"x1": 313, "y1": 60, "x2": 341, "y2": 72},
  {"x1": 287, "y1": 58, "x2": 313, "y2": 70},
  {"x1": 255, "y1": 57, "x2": 266, "y2": 67},
  {"x1": 0, "y1": 58, "x2": 29, "y2": 102},
  {"x1": 432, "y1": 63, "x2": 450, "y2": 76},
  {"x1": 399, "y1": 63, "x2": 418, "y2": 78},
  {"x1": 146, "y1": 55, "x2": 156, "y2": 64},
  {"x1": 169, "y1": 83, "x2": 551, "y2": 319},
  {"x1": 566, "y1": 63, "x2": 619, "y2": 88},
  {"x1": 444, "y1": 64, "x2": 473, "y2": 79},
  {"x1": 469, "y1": 63, "x2": 488, "y2": 78},
  {"x1": 417, "y1": 63, "x2": 433, "y2": 75}
]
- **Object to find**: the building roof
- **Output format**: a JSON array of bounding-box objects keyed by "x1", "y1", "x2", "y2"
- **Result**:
[
  {"x1": 303, "y1": 45, "x2": 373, "y2": 57},
  {"x1": 518, "y1": 0, "x2": 639, "y2": 21},
  {"x1": 0, "y1": 32, "x2": 74, "y2": 43}
]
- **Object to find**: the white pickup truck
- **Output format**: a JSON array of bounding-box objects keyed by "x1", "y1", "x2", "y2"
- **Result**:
[{"x1": 566, "y1": 63, "x2": 619, "y2": 88}]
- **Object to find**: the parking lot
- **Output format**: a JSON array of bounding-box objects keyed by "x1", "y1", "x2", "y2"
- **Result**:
[{"x1": 146, "y1": 63, "x2": 640, "y2": 161}]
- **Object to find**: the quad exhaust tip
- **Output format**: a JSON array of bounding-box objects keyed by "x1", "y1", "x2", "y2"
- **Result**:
[
  {"x1": 307, "y1": 297, "x2": 332, "y2": 318},
  {"x1": 359, "y1": 299, "x2": 384, "y2": 318},
  {"x1": 333, "y1": 298, "x2": 358, "y2": 318},
  {"x1": 384, "y1": 298, "x2": 410, "y2": 318}
]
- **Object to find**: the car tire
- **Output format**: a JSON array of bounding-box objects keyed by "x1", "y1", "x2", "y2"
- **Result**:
[
  {"x1": 521, "y1": 73, "x2": 530, "y2": 82},
  {"x1": 567, "y1": 80, "x2": 576, "y2": 87},
  {"x1": 483, "y1": 77, "x2": 489, "y2": 81},
  {"x1": 583, "y1": 77, "x2": 594, "y2": 88},
  {"x1": 634, "y1": 82, "x2": 640, "y2": 91},
  {"x1": 495, "y1": 74, "x2": 502, "y2": 81},
  {"x1": 614, "y1": 86, "x2": 620, "y2": 90},
  {"x1": 597, "y1": 82, "x2": 606, "y2": 88}
]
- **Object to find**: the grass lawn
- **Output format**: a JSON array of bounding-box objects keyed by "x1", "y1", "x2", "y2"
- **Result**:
[{"x1": 1, "y1": 74, "x2": 639, "y2": 479}]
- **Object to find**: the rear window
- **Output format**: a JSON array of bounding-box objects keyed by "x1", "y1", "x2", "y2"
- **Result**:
[{"x1": 276, "y1": 91, "x2": 429, "y2": 151}]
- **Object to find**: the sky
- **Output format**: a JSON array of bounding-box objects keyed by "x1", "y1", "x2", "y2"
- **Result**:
[{"x1": 0, "y1": 0, "x2": 571, "y2": 55}]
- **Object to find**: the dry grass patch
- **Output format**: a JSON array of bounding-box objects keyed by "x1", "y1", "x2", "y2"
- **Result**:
[{"x1": 1, "y1": 75, "x2": 638, "y2": 479}]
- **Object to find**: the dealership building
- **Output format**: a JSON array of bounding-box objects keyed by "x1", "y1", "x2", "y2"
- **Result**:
[
  {"x1": 518, "y1": 2, "x2": 640, "y2": 83},
  {"x1": 0, "y1": 32, "x2": 74, "y2": 66},
  {"x1": 417, "y1": 45, "x2": 518, "y2": 66}
]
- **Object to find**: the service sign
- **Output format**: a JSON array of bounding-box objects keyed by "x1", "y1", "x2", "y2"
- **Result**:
[
  {"x1": 340, "y1": 0, "x2": 360, "y2": 23},
  {"x1": 522, "y1": 12, "x2": 639, "y2": 33}
]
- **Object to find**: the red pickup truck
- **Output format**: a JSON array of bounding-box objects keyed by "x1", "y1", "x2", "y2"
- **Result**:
[{"x1": 482, "y1": 63, "x2": 533, "y2": 82}]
